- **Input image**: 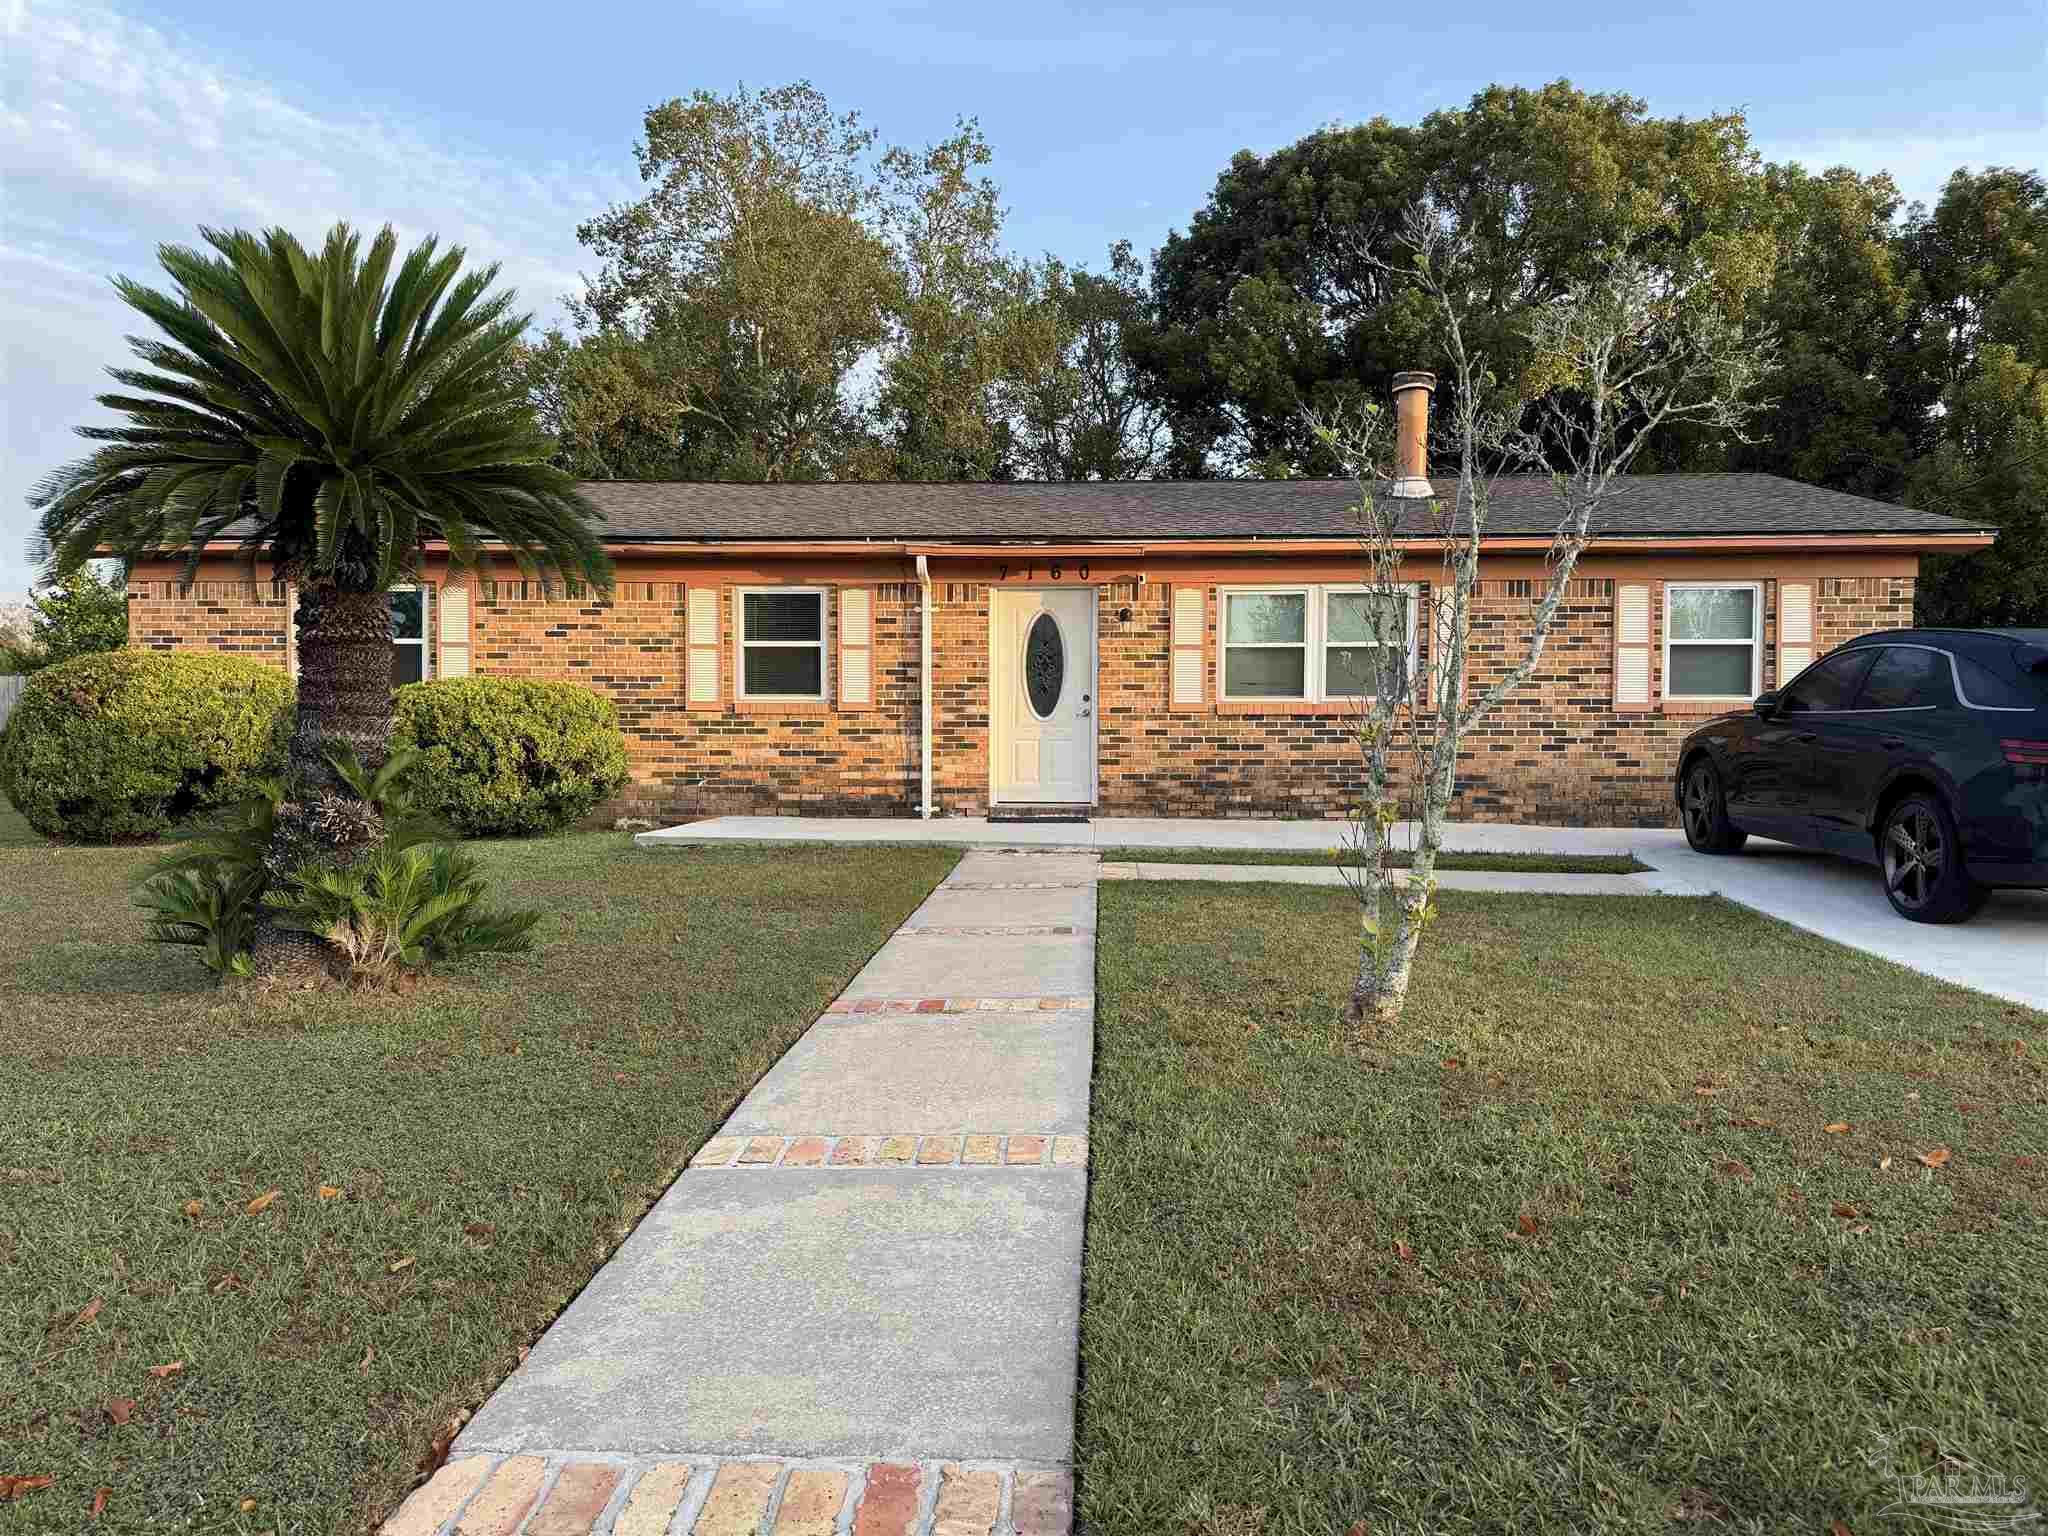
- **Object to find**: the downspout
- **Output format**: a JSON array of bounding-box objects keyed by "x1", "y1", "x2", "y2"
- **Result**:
[{"x1": 916, "y1": 554, "x2": 933, "y2": 819}]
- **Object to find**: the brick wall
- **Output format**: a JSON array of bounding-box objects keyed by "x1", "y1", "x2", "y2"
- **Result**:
[
  {"x1": 128, "y1": 578, "x2": 291, "y2": 668},
  {"x1": 468, "y1": 578, "x2": 925, "y2": 819},
  {"x1": 125, "y1": 559, "x2": 1918, "y2": 828}
]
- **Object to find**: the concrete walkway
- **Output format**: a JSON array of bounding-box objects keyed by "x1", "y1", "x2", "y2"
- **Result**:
[
  {"x1": 636, "y1": 813, "x2": 1642, "y2": 855},
  {"x1": 381, "y1": 850, "x2": 1094, "y2": 1536}
]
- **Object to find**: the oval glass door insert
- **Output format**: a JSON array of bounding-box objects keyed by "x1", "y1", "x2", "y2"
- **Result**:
[{"x1": 1024, "y1": 611, "x2": 1065, "y2": 719}]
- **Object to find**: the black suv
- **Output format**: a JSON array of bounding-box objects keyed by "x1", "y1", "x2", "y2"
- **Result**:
[{"x1": 1675, "y1": 627, "x2": 2048, "y2": 922}]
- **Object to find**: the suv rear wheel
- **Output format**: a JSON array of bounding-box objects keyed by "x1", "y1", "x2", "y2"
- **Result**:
[
  {"x1": 1880, "y1": 793, "x2": 1989, "y2": 923},
  {"x1": 1680, "y1": 758, "x2": 1748, "y2": 854}
]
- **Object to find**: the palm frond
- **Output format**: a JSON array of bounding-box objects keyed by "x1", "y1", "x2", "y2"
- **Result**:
[{"x1": 35, "y1": 219, "x2": 608, "y2": 593}]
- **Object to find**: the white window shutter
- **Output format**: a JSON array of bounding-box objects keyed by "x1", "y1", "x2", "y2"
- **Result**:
[
  {"x1": 839, "y1": 586, "x2": 872, "y2": 706},
  {"x1": 1778, "y1": 581, "x2": 1813, "y2": 684},
  {"x1": 1171, "y1": 585, "x2": 1204, "y2": 705},
  {"x1": 284, "y1": 582, "x2": 298, "y2": 678},
  {"x1": 1614, "y1": 582, "x2": 1652, "y2": 707},
  {"x1": 686, "y1": 586, "x2": 720, "y2": 705},
  {"x1": 419, "y1": 584, "x2": 434, "y2": 680},
  {"x1": 438, "y1": 582, "x2": 471, "y2": 678}
]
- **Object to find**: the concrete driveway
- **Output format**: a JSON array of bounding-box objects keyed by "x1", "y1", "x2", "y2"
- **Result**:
[{"x1": 1631, "y1": 829, "x2": 2048, "y2": 1012}]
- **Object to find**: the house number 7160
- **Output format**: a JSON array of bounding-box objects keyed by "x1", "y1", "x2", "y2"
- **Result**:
[{"x1": 995, "y1": 563, "x2": 1089, "y2": 581}]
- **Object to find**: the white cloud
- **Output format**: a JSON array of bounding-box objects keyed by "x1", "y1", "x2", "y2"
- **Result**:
[
  {"x1": 1752, "y1": 126, "x2": 2047, "y2": 209},
  {"x1": 0, "y1": 0, "x2": 633, "y2": 593}
]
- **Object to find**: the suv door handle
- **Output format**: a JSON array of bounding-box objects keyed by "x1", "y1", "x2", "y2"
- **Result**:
[
  {"x1": 1796, "y1": 732, "x2": 1818, "y2": 743},
  {"x1": 1881, "y1": 737, "x2": 1906, "y2": 750}
]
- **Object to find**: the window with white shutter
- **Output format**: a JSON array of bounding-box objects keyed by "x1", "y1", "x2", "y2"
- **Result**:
[
  {"x1": 686, "y1": 586, "x2": 721, "y2": 707},
  {"x1": 1614, "y1": 582, "x2": 1652, "y2": 708},
  {"x1": 839, "y1": 585, "x2": 872, "y2": 707},
  {"x1": 1777, "y1": 580, "x2": 1814, "y2": 686},
  {"x1": 1171, "y1": 585, "x2": 1204, "y2": 706},
  {"x1": 438, "y1": 581, "x2": 471, "y2": 677}
]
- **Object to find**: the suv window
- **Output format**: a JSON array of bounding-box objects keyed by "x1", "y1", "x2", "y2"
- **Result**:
[
  {"x1": 1781, "y1": 649, "x2": 1877, "y2": 713},
  {"x1": 1854, "y1": 646, "x2": 1955, "y2": 710},
  {"x1": 1956, "y1": 651, "x2": 2043, "y2": 710}
]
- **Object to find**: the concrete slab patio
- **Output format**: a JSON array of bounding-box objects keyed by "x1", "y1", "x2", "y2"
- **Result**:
[{"x1": 383, "y1": 848, "x2": 1096, "y2": 1536}]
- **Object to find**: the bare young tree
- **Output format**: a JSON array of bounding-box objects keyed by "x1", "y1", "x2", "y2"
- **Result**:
[{"x1": 1315, "y1": 206, "x2": 1775, "y2": 1033}]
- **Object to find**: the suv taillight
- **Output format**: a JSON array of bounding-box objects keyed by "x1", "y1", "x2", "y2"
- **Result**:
[{"x1": 2002, "y1": 739, "x2": 2048, "y2": 765}]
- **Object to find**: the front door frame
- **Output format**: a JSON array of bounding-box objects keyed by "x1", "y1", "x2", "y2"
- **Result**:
[{"x1": 987, "y1": 584, "x2": 1099, "y2": 807}]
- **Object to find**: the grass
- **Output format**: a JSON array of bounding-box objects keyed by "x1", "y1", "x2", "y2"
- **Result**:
[
  {"x1": 1082, "y1": 883, "x2": 2048, "y2": 1534},
  {"x1": 0, "y1": 822, "x2": 956, "y2": 1534},
  {"x1": 1096, "y1": 846, "x2": 1649, "y2": 874},
  {"x1": 0, "y1": 798, "x2": 43, "y2": 847}
]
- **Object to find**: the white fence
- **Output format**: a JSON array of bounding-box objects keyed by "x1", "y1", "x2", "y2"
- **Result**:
[{"x1": 0, "y1": 674, "x2": 24, "y2": 732}]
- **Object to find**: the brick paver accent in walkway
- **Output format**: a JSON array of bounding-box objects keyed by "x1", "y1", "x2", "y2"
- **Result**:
[
  {"x1": 690, "y1": 1133, "x2": 1087, "y2": 1169},
  {"x1": 385, "y1": 850, "x2": 1097, "y2": 1534},
  {"x1": 388, "y1": 1454, "x2": 1074, "y2": 1536}
]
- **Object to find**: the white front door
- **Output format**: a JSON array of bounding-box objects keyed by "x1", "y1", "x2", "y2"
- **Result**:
[{"x1": 992, "y1": 587, "x2": 1096, "y2": 805}]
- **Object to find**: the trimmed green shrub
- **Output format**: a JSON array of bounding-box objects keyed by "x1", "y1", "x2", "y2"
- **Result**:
[
  {"x1": 0, "y1": 650, "x2": 293, "y2": 842},
  {"x1": 393, "y1": 678, "x2": 631, "y2": 837}
]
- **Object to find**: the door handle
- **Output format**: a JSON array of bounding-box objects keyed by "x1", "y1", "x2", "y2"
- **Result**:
[
  {"x1": 1796, "y1": 732, "x2": 1818, "y2": 743},
  {"x1": 1078, "y1": 709, "x2": 1092, "y2": 718},
  {"x1": 1881, "y1": 737, "x2": 1905, "y2": 750}
]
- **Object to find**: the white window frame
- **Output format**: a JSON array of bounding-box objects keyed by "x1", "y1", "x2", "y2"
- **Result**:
[
  {"x1": 390, "y1": 583, "x2": 432, "y2": 685},
  {"x1": 1218, "y1": 583, "x2": 1417, "y2": 703},
  {"x1": 1663, "y1": 581, "x2": 1761, "y2": 701},
  {"x1": 734, "y1": 586, "x2": 829, "y2": 702},
  {"x1": 1321, "y1": 583, "x2": 1419, "y2": 702}
]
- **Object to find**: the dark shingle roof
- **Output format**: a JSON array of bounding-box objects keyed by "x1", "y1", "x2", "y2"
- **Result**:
[{"x1": 576, "y1": 474, "x2": 1990, "y2": 543}]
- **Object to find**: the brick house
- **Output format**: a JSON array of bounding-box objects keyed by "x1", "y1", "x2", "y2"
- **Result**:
[{"x1": 126, "y1": 378, "x2": 1992, "y2": 828}]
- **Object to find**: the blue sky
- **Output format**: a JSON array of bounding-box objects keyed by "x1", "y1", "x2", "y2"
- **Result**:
[{"x1": 3, "y1": 0, "x2": 2042, "y2": 593}]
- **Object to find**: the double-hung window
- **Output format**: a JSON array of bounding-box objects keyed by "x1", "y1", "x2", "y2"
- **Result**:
[
  {"x1": 390, "y1": 585, "x2": 431, "y2": 686},
  {"x1": 1664, "y1": 582, "x2": 1760, "y2": 700},
  {"x1": 1220, "y1": 585, "x2": 1414, "y2": 703},
  {"x1": 737, "y1": 588, "x2": 827, "y2": 701}
]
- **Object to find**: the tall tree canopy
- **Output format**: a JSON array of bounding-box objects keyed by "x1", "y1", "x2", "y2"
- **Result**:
[
  {"x1": 556, "y1": 84, "x2": 1045, "y2": 482},
  {"x1": 539, "y1": 79, "x2": 2043, "y2": 627},
  {"x1": 1724, "y1": 165, "x2": 1916, "y2": 497},
  {"x1": 1905, "y1": 168, "x2": 2048, "y2": 624},
  {"x1": 1009, "y1": 242, "x2": 1170, "y2": 481},
  {"x1": 1134, "y1": 82, "x2": 1772, "y2": 475},
  {"x1": 572, "y1": 82, "x2": 898, "y2": 480}
]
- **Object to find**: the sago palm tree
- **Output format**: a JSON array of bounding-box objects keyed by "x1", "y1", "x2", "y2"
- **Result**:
[{"x1": 33, "y1": 221, "x2": 611, "y2": 977}]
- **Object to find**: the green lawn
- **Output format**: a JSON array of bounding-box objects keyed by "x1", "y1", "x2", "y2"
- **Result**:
[
  {"x1": 1083, "y1": 883, "x2": 2048, "y2": 1534},
  {"x1": 0, "y1": 798, "x2": 42, "y2": 847},
  {"x1": 0, "y1": 822, "x2": 956, "y2": 1533},
  {"x1": 1096, "y1": 846, "x2": 1649, "y2": 874}
]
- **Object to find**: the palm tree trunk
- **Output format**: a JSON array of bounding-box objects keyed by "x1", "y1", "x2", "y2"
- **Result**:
[
  {"x1": 251, "y1": 584, "x2": 393, "y2": 986},
  {"x1": 287, "y1": 585, "x2": 395, "y2": 785}
]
